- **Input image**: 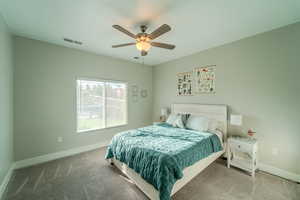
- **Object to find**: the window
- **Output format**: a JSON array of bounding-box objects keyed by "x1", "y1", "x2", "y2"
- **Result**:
[{"x1": 77, "y1": 79, "x2": 127, "y2": 132}]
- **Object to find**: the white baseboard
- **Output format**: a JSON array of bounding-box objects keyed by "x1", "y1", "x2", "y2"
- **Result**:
[
  {"x1": 0, "y1": 164, "x2": 15, "y2": 200},
  {"x1": 259, "y1": 163, "x2": 300, "y2": 183},
  {"x1": 14, "y1": 140, "x2": 110, "y2": 169}
]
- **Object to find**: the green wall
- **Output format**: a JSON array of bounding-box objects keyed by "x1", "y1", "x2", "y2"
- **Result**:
[
  {"x1": 0, "y1": 15, "x2": 14, "y2": 187},
  {"x1": 153, "y1": 22, "x2": 300, "y2": 174},
  {"x1": 11, "y1": 19, "x2": 300, "y2": 177},
  {"x1": 14, "y1": 37, "x2": 153, "y2": 161}
]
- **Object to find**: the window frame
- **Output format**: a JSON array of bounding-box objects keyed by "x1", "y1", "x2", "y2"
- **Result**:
[{"x1": 76, "y1": 77, "x2": 128, "y2": 133}]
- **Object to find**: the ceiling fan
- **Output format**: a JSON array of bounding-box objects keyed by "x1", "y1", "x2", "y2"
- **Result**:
[{"x1": 112, "y1": 24, "x2": 175, "y2": 56}]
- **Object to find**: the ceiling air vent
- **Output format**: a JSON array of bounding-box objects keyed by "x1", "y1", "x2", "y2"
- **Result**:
[{"x1": 63, "y1": 38, "x2": 82, "y2": 45}]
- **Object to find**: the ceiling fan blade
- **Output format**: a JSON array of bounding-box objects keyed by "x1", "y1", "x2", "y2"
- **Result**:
[
  {"x1": 149, "y1": 24, "x2": 171, "y2": 40},
  {"x1": 112, "y1": 43, "x2": 136, "y2": 48},
  {"x1": 151, "y1": 42, "x2": 175, "y2": 50},
  {"x1": 112, "y1": 25, "x2": 136, "y2": 39},
  {"x1": 141, "y1": 50, "x2": 148, "y2": 56}
]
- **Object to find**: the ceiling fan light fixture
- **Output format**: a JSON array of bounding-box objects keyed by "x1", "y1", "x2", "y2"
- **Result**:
[
  {"x1": 112, "y1": 24, "x2": 175, "y2": 55},
  {"x1": 136, "y1": 41, "x2": 151, "y2": 52}
]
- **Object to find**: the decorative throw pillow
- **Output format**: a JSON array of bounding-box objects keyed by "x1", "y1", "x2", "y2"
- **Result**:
[
  {"x1": 172, "y1": 115, "x2": 185, "y2": 128},
  {"x1": 185, "y1": 115, "x2": 209, "y2": 132},
  {"x1": 171, "y1": 113, "x2": 190, "y2": 129},
  {"x1": 180, "y1": 113, "x2": 191, "y2": 127}
]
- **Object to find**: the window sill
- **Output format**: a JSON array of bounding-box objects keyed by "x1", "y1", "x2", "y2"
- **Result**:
[{"x1": 77, "y1": 123, "x2": 128, "y2": 134}]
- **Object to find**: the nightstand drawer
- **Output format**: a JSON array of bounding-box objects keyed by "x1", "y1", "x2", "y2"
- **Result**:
[{"x1": 229, "y1": 141, "x2": 253, "y2": 153}]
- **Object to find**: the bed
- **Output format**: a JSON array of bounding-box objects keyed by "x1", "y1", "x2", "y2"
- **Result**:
[{"x1": 106, "y1": 104, "x2": 228, "y2": 200}]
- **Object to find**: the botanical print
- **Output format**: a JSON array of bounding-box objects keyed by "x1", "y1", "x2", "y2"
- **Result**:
[
  {"x1": 194, "y1": 65, "x2": 216, "y2": 94},
  {"x1": 177, "y1": 71, "x2": 192, "y2": 96}
]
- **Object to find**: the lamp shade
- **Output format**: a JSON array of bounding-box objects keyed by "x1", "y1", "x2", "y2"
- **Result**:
[
  {"x1": 161, "y1": 108, "x2": 168, "y2": 116},
  {"x1": 230, "y1": 114, "x2": 242, "y2": 126}
]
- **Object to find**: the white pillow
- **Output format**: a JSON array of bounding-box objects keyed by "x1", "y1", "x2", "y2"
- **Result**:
[
  {"x1": 208, "y1": 119, "x2": 218, "y2": 131},
  {"x1": 172, "y1": 115, "x2": 185, "y2": 129},
  {"x1": 186, "y1": 115, "x2": 209, "y2": 132},
  {"x1": 166, "y1": 113, "x2": 178, "y2": 125}
]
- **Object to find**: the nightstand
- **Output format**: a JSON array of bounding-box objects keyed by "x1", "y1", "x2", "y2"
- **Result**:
[{"x1": 227, "y1": 136, "x2": 258, "y2": 177}]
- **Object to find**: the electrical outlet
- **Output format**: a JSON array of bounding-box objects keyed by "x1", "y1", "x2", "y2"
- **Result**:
[
  {"x1": 57, "y1": 137, "x2": 63, "y2": 143},
  {"x1": 272, "y1": 148, "x2": 279, "y2": 156}
]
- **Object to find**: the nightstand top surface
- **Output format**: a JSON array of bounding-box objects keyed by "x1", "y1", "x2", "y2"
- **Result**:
[{"x1": 228, "y1": 136, "x2": 257, "y2": 145}]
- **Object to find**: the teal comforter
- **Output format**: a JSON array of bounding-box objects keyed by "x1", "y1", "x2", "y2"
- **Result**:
[{"x1": 105, "y1": 123, "x2": 222, "y2": 200}]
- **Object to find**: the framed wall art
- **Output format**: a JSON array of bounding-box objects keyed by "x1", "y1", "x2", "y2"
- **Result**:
[
  {"x1": 177, "y1": 71, "x2": 192, "y2": 96},
  {"x1": 194, "y1": 65, "x2": 216, "y2": 94},
  {"x1": 131, "y1": 85, "x2": 139, "y2": 102},
  {"x1": 140, "y1": 89, "x2": 148, "y2": 98}
]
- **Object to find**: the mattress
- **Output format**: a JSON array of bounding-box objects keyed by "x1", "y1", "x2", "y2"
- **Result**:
[{"x1": 105, "y1": 123, "x2": 223, "y2": 200}]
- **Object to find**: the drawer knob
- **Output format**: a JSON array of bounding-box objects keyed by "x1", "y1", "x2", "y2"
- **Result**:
[{"x1": 238, "y1": 145, "x2": 241, "y2": 148}]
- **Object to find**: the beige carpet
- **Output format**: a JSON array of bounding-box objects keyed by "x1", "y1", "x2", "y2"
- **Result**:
[{"x1": 3, "y1": 147, "x2": 299, "y2": 200}]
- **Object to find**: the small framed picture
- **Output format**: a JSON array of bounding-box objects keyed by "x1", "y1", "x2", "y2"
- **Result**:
[{"x1": 141, "y1": 89, "x2": 148, "y2": 98}]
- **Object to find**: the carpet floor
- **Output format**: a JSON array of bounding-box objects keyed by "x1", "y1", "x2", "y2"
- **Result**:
[{"x1": 3, "y1": 147, "x2": 299, "y2": 200}]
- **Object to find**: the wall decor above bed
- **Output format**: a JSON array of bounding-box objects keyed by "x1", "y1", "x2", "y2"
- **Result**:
[
  {"x1": 177, "y1": 65, "x2": 216, "y2": 96},
  {"x1": 194, "y1": 65, "x2": 216, "y2": 94},
  {"x1": 177, "y1": 71, "x2": 192, "y2": 96}
]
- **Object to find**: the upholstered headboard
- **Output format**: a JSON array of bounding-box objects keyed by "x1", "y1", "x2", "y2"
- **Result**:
[{"x1": 171, "y1": 103, "x2": 228, "y2": 139}]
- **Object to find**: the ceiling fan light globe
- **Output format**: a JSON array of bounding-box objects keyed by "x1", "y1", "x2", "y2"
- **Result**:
[{"x1": 136, "y1": 41, "x2": 151, "y2": 51}]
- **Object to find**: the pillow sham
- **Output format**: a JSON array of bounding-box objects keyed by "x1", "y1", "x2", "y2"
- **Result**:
[{"x1": 185, "y1": 115, "x2": 209, "y2": 132}]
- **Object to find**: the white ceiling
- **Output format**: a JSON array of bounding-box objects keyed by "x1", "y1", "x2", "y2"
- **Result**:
[{"x1": 1, "y1": 0, "x2": 300, "y2": 65}]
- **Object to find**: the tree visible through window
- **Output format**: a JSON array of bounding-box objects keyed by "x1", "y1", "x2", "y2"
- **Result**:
[{"x1": 77, "y1": 79, "x2": 127, "y2": 132}]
